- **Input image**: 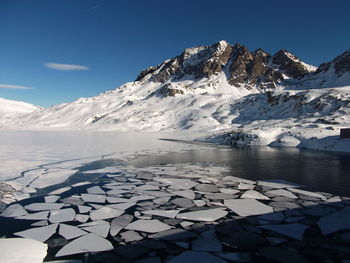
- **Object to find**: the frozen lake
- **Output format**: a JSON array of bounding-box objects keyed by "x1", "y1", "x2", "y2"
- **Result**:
[{"x1": 1, "y1": 131, "x2": 350, "y2": 198}]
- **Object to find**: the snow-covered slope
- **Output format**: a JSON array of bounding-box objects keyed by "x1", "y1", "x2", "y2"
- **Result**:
[
  {"x1": 1, "y1": 41, "x2": 350, "y2": 151},
  {"x1": 0, "y1": 97, "x2": 41, "y2": 116}
]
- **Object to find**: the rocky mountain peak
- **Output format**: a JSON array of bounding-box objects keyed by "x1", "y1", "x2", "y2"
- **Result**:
[
  {"x1": 316, "y1": 49, "x2": 350, "y2": 76},
  {"x1": 252, "y1": 48, "x2": 270, "y2": 59},
  {"x1": 135, "y1": 41, "x2": 321, "y2": 92},
  {"x1": 333, "y1": 49, "x2": 350, "y2": 75},
  {"x1": 271, "y1": 49, "x2": 313, "y2": 79}
]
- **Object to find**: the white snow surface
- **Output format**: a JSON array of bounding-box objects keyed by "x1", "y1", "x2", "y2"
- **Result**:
[{"x1": 0, "y1": 97, "x2": 41, "y2": 116}]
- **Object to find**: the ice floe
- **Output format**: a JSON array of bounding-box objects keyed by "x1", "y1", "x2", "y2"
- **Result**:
[
  {"x1": 3, "y1": 159, "x2": 350, "y2": 262},
  {"x1": 265, "y1": 189, "x2": 297, "y2": 199},
  {"x1": 177, "y1": 208, "x2": 228, "y2": 221},
  {"x1": 17, "y1": 211, "x2": 49, "y2": 220},
  {"x1": 59, "y1": 224, "x2": 88, "y2": 240},
  {"x1": 25, "y1": 202, "x2": 65, "y2": 211},
  {"x1": 86, "y1": 186, "x2": 105, "y2": 195},
  {"x1": 81, "y1": 223, "x2": 110, "y2": 237},
  {"x1": 125, "y1": 219, "x2": 172, "y2": 233},
  {"x1": 80, "y1": 193, "x2": 106, "y2": 203},
  {"x1": 110, "y1": 214, "x2": 134, "y2": 236},
  {"x1": 1, "y1": 203, "x2": 27, "y2": 217},
  {"x1": 49, "y1": 208, "x2": 76, "y2": 223},
  {"x1": 90, "y1": 206, "x2": 124, "y2": 220},
  {"x1": 55, "y1": 233, "x2": 113, "y2": 257},
  {"x1": 258, "y1": 180, "x2": 302, "y2": 189},
  {"x1": 172, "y1": 190, "x2": 196, "y2": 199},
  {"x1": 241, "y1": 190, "x2": 270, "y2": 200},
  {"x1": 224, "y1": 199, "x2": 273, "y2": 216},
  {"x1": 77, "y1": 205, "x2": 92, "y2": 213},
  {"x1": 287, "y1": 188, "x2": 327, "y2": 200},
  {"x1": 45, "y1": 195, "x2": 60, "y2": 203},
  {"x1": 15, "y1": 223, "x2": 58, "y2": 242},
  {"x1": 318, "y1": 207, "x2": 350, "y2": 235}
]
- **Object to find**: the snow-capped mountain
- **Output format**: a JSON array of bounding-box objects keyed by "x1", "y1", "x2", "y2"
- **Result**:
[{"x1": 2, "y1": 40, "x2": 350, "y2": 151}]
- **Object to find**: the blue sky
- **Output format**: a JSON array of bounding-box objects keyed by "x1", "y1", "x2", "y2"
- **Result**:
[{"x1": 0, "y1": 0, "x2": 349, "y2": 107}]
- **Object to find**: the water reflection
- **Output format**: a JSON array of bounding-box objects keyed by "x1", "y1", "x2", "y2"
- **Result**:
[{"x1": 127, "y1": 145, "x2": 350, "y2": 196}]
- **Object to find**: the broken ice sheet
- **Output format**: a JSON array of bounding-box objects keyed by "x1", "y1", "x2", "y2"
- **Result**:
[
  {"x1": 90, "y1": 206, "x2": 124, "y2": 220},
  {"x1": 172, "y1": 190, "x2": 196, "y2": 199},
  {"x1": 81, "y1": 223, "x2": 110, "y2": 238},
  {"x1": 142, "y1": 209, "x2": 180, "y2": 219},
  {"x1": 81, "y1": 194, "x2": 106, "y2": 203},
  {"x1": 258, "y1": 179, "x2": 302, "y2": 189},
  {"x1": 120, "y1": 230, "x2": 143, "y2": 242},
  {"x1": 75, "y1": 214, "x2": 89, "y2": 223},
  {"x1": 265, "y1": 189, "x2": 297, "y2": 199},
  {"x1": 59, "y1": 224, "x2": 88, "y2": 240},
  {"x1": 15, "y1": 223, "x2": 58, "y2": 242},
  {"x1": 55, "y1": 233, "x2": 113, "y2": 257},
  {"x1": 171, "y1": 198, "x2": 194, "y2": 208},
  {"x1": 86, "y1": 186, "x2": 105, "y2": 195},
  {"x1": 125, "y1": 219, "x2": 172, "y2": 233},
  {"x1": 1, "y1": 203, "x2": 28, "y2": 217},
  {"x1": 260, "y1": 223, "x2": 309, "y2": 240},
  {"x1": 106, "y1": 189, "x2": 129, "y2": 195},
  {"x1": 45, "y1": 195, "x2": 60, "y2": 203},
  {"x1": 223, "y1": 176, "x2": 256, "y2": 184},
  {"x1": 29, "y1": 169, "x2": 75, "y2": 189},
  {"x1": 49, "y1": 208, "x2": 76, "y2": 223},
  {"x1": 154, "y1": 178, "x2": 198, "y2": 190},
  {"x1": 318, "y1": 206, "x2": 350, "y2": 235},
  {"x1": 287, "y1": 188, "x2": 327, "y2": 200},
  {"x1": 177, "y1": 208, "x2": 228, "y2": 222},
  {"x1": 135, "y1": 184, "x2": 160, "y2": 191},
  {"x1": 106, "y1": 196, "x2": 133, "y2": 203},
  {"x1": 237, "y1": 183, "x2": 255, "y2": 190},
  {"x1": 224, "y1": 199, "x2": 273, "y2": 217},
  {"x1": 26, "y1": 202, "x2": 65, "y2": 212},
  {"x1": 49, "y1": 186, "x2": 72, "y2": 195},
  {"x1": 16, "y1": 211, "x2": 49, "y2": 220},
  {"x1": 78, "y1": 205, "x2": 92, "y2": 213},
  {"x1": 141, "y1": 190, "x2": 173, "y2": 198},
  {"x1": 241, "y1": 190, "x2": 270, "y2": 200},
  {"x1": 107, "y1": 202, "x2": 136, "y2": 210},
  {"x1": 110, "y1": 214, "x2": 134, "y2": 236}
]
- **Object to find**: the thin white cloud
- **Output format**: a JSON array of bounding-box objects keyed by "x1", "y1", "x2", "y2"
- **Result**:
[
  {"x1": 45, "y1": 62, "x2": 89, "y2": 71},
  {"x1": 0, "y1": 84, "x2": 33, "y2": 90},
  {"x1": 86, "y1": 5, "x2": 101, "y2": 11}
]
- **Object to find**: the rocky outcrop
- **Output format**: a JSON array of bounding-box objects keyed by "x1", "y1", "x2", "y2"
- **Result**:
[
  {"x1": 135, "y1": 40, "x2": 317, "y2": 91},
  {"x1": 271, "y1": 49, "x2": 311, "y2": 79},
  {"x1": 315, "y1": 49, "x2": 350, "y2": 76}
]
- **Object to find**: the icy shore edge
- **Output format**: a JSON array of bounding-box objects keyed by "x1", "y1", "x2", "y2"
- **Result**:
[{"x1": 199, "y1": 128, "x2": 350, "y2": 153}]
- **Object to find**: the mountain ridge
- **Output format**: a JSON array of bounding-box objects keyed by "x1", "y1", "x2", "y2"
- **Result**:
[
  {"x1": 135, "y1": 40, "x2": 319, "y2": 91},
  {"x1": 1, "y1": 40, "x2": 350, "y2": 152}
]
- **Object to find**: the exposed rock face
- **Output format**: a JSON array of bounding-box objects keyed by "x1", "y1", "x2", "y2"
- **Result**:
[
  {"x1": 271, "y1": 49, "x2": 311, "y2": 78},
  {"x1": 135, "y1": 40, "x2": 317, "y2": 93},
  {"x1": 316, "y1": 49, "x2": 350, "y2": 76}
]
